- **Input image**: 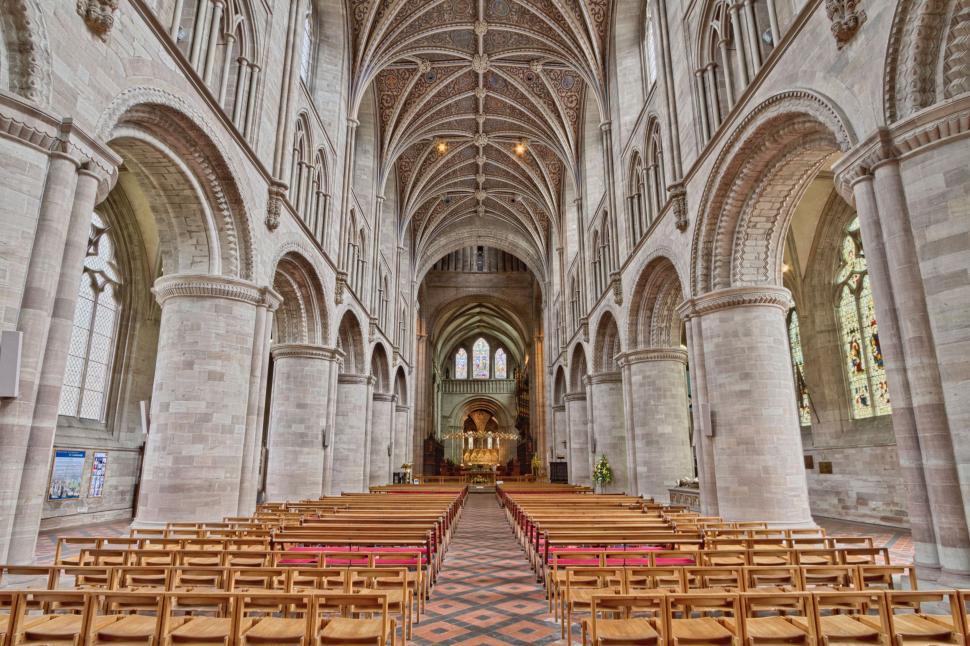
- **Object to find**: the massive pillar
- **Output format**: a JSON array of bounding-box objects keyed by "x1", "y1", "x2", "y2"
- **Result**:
[
  {"x1": 330, "y1": 374, "x2": 372, "y2": 494},
  {"x1": 265, "y1": 344, "x2": 339, "y2": 501},
  {"x1": 4, "y1": 163, "x2": 102, "y2": 562},
  {"x1": 588, "y1": 372, "x2": 629, "y2": 493},
  {"x1": 565, "y1": 392, "x2": 591, "y2": 484},
  {"x1": 619, "y1": 348, "x2": 693, "y2": 502},
  {"x1": 369, "y1": 393, "x2": 395, "y2": 486},
  {"x1": 133, "y1": 274, "x2": 264, "y2": 526},
  {"x1": 684, "y1": 287, "x2": 813, "y2": 526}
]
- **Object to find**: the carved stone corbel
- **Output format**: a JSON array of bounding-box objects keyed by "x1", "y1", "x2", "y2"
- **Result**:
[
  {"x1": 334, "y1": 272, "x2": 347, "y2": 305},
  {"x1": 609, "y1": 272, "x2": 623, "y2": 306},
  {"x1": 76, "y1": 0, "x2": 119, "y2": 41},
  {"x1": 668, "y1": 181, "x2": 688, "y2": 231},
  {"x1": 826, "y1": 0, "x2": 866, "y2": 49},
  {"x1": 265, "y1": 181, "x2": 287, "y2": 231}
]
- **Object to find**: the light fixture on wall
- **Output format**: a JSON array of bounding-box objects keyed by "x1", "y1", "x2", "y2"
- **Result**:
[{"x1": 782, "y1": 262, "x2": 791, "y2": 273}]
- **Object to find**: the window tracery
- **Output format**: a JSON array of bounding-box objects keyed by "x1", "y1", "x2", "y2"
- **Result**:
[
  {"x1": 455, "y1": 348, "x2": 468, "y2": 379},
  {"x1": 473, "y1": 338, "x2": 490, "y2": 379},
  {"x1": 787, "y1": 310, "x2": 812, "y2": 426},
  {"x1": 495, "y1": 348, "x2": 507, "y2": 379}
]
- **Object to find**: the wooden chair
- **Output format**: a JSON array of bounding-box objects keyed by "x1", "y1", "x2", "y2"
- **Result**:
[
  {"x1": 667, "y1": 593, "x2": 742, "y2": 646},
  {"x1": 799, "y1": 591, "x2": 891, "y2": 646},
  {"x1": 314, "y1": 592, "x2": 394, "y2": 646},
  {"x1": 10, "y1": 590, "x2": 111, "y2": 645},
  {"x1": 857, "y1": 566, "x2": 918, "y2": 593},
  {"x1": 743, "y1": 566, "x2": 801, "y2": 593},
  {"x1": 799, "y1": 566, "x2": 859, "y2": 592},
  {"x1": 349, "y1": 568, "x2": 413, "y2": 640},
  {"x1": 734, "y1": 591, "x2": 818, "y2": 644},
  {"x1": 564, "y1": 568, "x2": 627, "y2": 644},
  {"x1": 686, "y1": 567, "x2": 745, "y2": 593},
  {"x1": 625, "y1": 567, "x2": 686, "y2": 594},
  {"x1": 86, "y1": 591, "x2": 179, "y2": 645},
  {"x1": 880, "y1": 591, "x2": 966, "y2": 646},
  {"x1": 115, "y1": 566, "x2": 171, "y2": 592},
  {"x1": 236, "y1": 592, "x2": 313, "y2": 645},
  {"x1": 582, "y1": 593, "x2": 668, "y2": 646},
  {"x1": 162, "y1": 592, "x2": 251, "y2": 646}
]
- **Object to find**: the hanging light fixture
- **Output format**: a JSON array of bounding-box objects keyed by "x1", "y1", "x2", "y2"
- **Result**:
[
  {"x1": 435, "y1": 138, "x2": 449, "y2": 155},
  {"x1": 513, "y1": 138, "x2": 528, "y2": 157}
]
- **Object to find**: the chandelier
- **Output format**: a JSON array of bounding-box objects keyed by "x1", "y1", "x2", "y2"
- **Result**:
[{"x1": 442, "y1": 429, "x2": 519, "y2": 442}]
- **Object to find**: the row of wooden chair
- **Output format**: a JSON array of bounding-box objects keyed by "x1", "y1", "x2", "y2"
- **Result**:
[
  {"x1": 575, "y1": 589, "x2": 970, "y2": 646},
  {"x1": 0, "y1": 589, "x2": 400, "y2": 646},
  {"x1": 0, "y1": 564, "x2": 417, "y2": 635},
  {"x1": 552, "y1": 564, "x2": 917, "y2": 628}
]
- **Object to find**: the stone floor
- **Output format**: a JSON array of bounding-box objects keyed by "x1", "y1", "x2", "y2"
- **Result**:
[{"x1": 30, "y1": 498, "x2": 919, "y2": 644}]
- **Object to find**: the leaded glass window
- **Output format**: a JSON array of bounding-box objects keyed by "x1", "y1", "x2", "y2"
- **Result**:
[
  {"x1": 494, "y1": 348, "x2": 507, "y2": 379},
  {"x1": 455, "y1": 348, "x2": 468, "y2": 379},
  {"x1": 299, "y1": 8, "x2": 314, "y2": 84},
  {"x1": 472, "y1": 338, "x2": 490, "y2": 379},
  {"x1": 59, "y1": 213, "x2": 122, "y2": 421},
  {"x1": 645, "y1": 6, "x2": 658, "y2": 86},
  {"x1": 836, "y1": 217, "x2": 891, "y2": 419},
  {"x1": 787, "y1": 310, "x2": 811, "y2": 426}
]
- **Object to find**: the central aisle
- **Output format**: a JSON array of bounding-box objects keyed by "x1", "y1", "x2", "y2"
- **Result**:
[{"x1": 412, "y1": 492, "x2": 564, "y2": 645}]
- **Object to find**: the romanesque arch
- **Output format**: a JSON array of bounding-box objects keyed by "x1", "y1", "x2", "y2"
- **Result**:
[
  {"x1": 627, "y1": 255, "x2": 684, "y2": 349},
  {"x1": 592, "y1": 311, "x2": 622, "y2": 373},
  {"x1": 568, "y1": 343, "x2": 589, "y2": 393},
  {"x1": 100, "y1": 98, "x2": 256, "y2": 280},
  {"x1": 690, "y1": 91, "x2": 855, "y2": 295},
  {"x1": 271, "y1": 251, "x2": 329, "y2": 346},
  {"x1": 884, "y1": 0, "x2": 970, "y2": 123},
  {"x1": 370, "y1": 343, "x2": 391, "y2": 394},
  {"x1": 335, "y1": 310, "x2": 366, "y2": 375}
]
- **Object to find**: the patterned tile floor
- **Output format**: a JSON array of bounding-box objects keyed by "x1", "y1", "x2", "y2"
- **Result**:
[{"x1": 27, "y1": 502, "x2": 918, "y2": 644}]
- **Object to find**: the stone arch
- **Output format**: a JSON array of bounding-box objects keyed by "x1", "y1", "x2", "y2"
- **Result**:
[
  {"x1": 0, "y1": 0, "x2": 52, "y2": 103},
  {"x1": 335, "y1": 310, "x2": 366, "y2": 375},
  {"x1": 394, "y1": 367, "x2": 408, "y2": 405},
  {"x1": 884, "y1": 0, "x2": 970, "y2": 123},
  {"x1": 97, "y1": 88, "x2": 256, "y2": 279},
  {"x1": 271, "y1": 250, "x2": 329, "y2": 346},
  {"x1": 690, "y1": 90, "x2": 856, "y2": 295},
  {"x1": 592, "y1": 310, "x2": 623, "y2": 373},
  {"x1": 627, "y1": 255, "x2": 685, "y2": 349},
  {"x1": 553, "y1": 366, "x2": 567, "y2": 406},
  {"x1": 569, "y1": 343, "x2": 589, "y2": 392},
  {"x1": 370, "y1": 342, "x2": 391, "y2": 393}
]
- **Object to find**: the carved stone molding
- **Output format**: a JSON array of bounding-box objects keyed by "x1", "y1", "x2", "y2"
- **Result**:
[
  {"x1": 579, "y1": 317, "x2": 590, "y2": 342},
  {"x1": 825, "y1": 0, "x2": 866, "y2": 49},
  {"x1": 588, "y1": 371, "x2": 622, "y2": 385},
  {"x1": 265, "y1": 181, "x2": 286, "y2": 231},
  {"x1": 563, "y1": 391, "x2": 587, "y2": 402},
  {"x1": 337, "y1": 373, "x2": 372, "y2": 385},
  {"x1": 686, "y1": 286, "x2": 793, "y2": 318},
  {"x1": 4, "y1": 0, "x2": 53, "y2": 103},
  {"x1": 152, "y1": 273, "x2": 264, "y2": 307},
  {"x1": 368, "y1": 316, "x2": 379, "y2": 341},
  {"x1": 395, "y1": 404, "x2": 410, "y2": 413},
  {"x1": 617, "y1": 347, "x2": 689, "y2": 366},
  {"x1": 373, "y1": 392, "x2": 396, "y2": 402},
  {"x1": 77, "y1": 0, "x2": 119, "y2": 41},
  {"x1": 552, "y1": 404, "x2": 566, "y2": 412},
  {"x1": 270, "y1": 343, "x2": 342, "y2": 362}
]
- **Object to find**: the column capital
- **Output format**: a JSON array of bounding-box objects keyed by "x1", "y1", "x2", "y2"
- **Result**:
[
  {"x1": 373, "y1": 392, "x2": 395, "y2": 402},
  {"x1": 588, "y1": 371, "x2": 622, "y2": 385},
  {"x1": 271, "y1": 343, "x2": 343, "y2": 361},
  {"x1": 152, "y1": 273, "x2": 266, "y2": 308},
  {"x1": 564, "y1": 391, "x2": 586, "y2": 402},
  {"x1": 337, "y1": 373, "x2": 372, "y2": 385},
  {"x1": 678, "y1": 286, "x2": 791, "y2": 319},
  {"x1": 617, "y1": 347, "x2": 688, "y2": 366}
]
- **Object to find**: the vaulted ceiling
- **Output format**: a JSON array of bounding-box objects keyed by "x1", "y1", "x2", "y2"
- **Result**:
[{"x1": 348, "y1": 0, "x2": 613, "y2": 278}]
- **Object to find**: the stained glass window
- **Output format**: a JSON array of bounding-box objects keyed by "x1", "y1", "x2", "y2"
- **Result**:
[
  {"x1": 59, "y1": 213, "x2": 122, "y2": 421},
  {"x1": 645, "y1": 6, "x2": 658, "y2": 85},
  {"x1": 494, "y1": 348, "x2": 507, "y2": 379},
  {"x1": 455, "y1": 348, "x2": 468, "y2": 379},
  {"x1": 836, "y1": 217, "x2": 891, "y2": 419},
  {"x1": 787, "y1": 311, "x2": 812, "y2": 426},
  {"x1": 472, "y1": 338, "x2": 490, "y2": 379}
]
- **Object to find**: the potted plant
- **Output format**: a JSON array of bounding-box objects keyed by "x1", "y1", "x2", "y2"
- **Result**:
[{"x1": 592, "y1": 454, "x2": 614, "y2": 493}]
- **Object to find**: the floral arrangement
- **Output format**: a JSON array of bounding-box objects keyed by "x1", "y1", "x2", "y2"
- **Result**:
[
  {"x1": 530, "y1": 454, "x2": 542, "y2": 473},
  {"x1": 592, "y1": 454, "x2": 614, "y2": 486}
]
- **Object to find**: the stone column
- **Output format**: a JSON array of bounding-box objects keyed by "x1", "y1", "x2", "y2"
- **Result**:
[
  {"x1": 369, "y1": 392, "x2": 395, "y2": 486},
  {"x1": 237, "y1": 288, "x2": 280, "y2": 513},
  {"x1": 133, "y1": 274, "x2": 263, "y2": 527},
  {"x1": 565, "y1": 392, "x2": 591, "y2": 484},
  {"x1": 393, "y1": 404, "x2": 410, "y2": 478},
  {"x1": 686, "y1": 286, "x2": 813, "y2": 526},
  {"x1": 619, "y1": 348, "x2": 693, "y2": 502},
  {"x1": 330, "y1": 374, "x2": 371, "y2": 494},
  {"x1": 0, "y1": 151, "x2": 81, "y2": 561},
  {"x1": 6, "y1": 164, "x2": 100, "y2": 562},
  {"x1": 588, "y1": 372, "x2": 629, "y2": 493},
  {"x1": 265, "y1": 344, "x2": 340, "y2": 502},
  {"x1": 682, "y1": 306, "x2": 719, "y2": 515},
  {"x1": 872, "y1": 157, "x2": 970, "y2": 580}
]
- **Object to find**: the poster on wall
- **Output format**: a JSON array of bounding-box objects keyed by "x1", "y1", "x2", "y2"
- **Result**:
[
  {"x1": 48, "y1": 450, "x2": 86, "y2": 500},
  {"x1": 88, "y1": 452, "x2": 107, "y2": 497}
]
